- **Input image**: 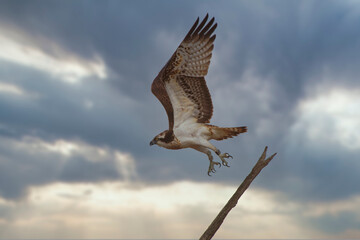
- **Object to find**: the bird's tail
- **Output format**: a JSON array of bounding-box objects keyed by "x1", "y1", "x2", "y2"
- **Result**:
[{"x1": 208, "y1": 125, "x2": 247, "y2": 141}]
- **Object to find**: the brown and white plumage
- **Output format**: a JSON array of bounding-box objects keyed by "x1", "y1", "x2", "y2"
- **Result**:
[{"x1": 150, "y1": 14, "x2": 247, "y2": 175}]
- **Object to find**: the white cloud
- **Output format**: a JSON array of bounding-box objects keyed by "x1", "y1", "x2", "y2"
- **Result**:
[
  {"x1": 0, "y1": 82, "x2": 25, "y2": 96},
  {"x1": 1, "y1": 135, "x2": 138, "y2": 180},
  {"x1": 115, "y1": 152, "x2": 137, "y2": 182},
  {"x1": 0, "y1": 81, "x2": 40, "y2": 100},
  {"x1": 0, "y1": 24, "x2": 107, "y2": 84},
  {"x1": 8, "y1": 136, "x2": 79, "y2": 157},
  {"x1": 290, "y1": 87, "x2": 360, "y2": 150},
  {"x1": 0, "y1": 181, "x2": 328, "y2": 239}
]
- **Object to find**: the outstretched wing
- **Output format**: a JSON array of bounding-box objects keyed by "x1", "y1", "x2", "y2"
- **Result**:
[{"x1": 151, "y1": 14, "x2": 217, "y2": 130}]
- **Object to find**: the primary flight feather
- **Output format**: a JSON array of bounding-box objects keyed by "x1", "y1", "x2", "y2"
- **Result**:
[{"x1": 150, "y1": 14, "x2": 247, "y2": 175}]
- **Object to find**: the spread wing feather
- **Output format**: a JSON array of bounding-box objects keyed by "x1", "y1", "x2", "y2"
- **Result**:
[
  {"x1": 151, "y1": 67, "x2": 174, "y2": 131},
  {"x1": 151, "y1": 14, "x2": 216, "y2": 130},
  {"x1": 165, "y1": 75, "x2": 213, "y2": 128}
]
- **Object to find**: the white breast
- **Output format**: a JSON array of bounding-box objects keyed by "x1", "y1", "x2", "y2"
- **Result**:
[{"x1": 174, "y1": 120, "x2": 209, "y2": 148}]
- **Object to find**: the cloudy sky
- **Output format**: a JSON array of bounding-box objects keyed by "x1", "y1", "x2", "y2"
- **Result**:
[{"x1": 1, "y1": 0, "x2": 360, "y2": 239}]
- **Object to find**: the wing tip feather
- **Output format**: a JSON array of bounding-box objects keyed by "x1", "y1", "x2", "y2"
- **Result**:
[
  {"x1": 185, "y1": 17, "x2": 200, "y2": 40},
  {"x1": 185, "y1": 14, "x2": 217, "y2": 41}
]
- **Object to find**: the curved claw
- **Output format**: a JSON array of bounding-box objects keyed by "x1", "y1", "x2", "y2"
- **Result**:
[
  {"x1": 208, "y1": 161, "x2": 221, "y2": 176},
  {"x1": 222, "y1": 161, "x2": 230, "y2": 167},
  {"x1": 208, "y1": 168, "x2": 216, "y2": 176},
  {"x1": 218, "y1": 153, "x2": 232, "y2": 167}
]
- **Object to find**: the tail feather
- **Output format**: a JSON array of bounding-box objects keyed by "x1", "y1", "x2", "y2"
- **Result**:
[{"x1": 209, "y1": 125, "x2": 247, "y2": 141}]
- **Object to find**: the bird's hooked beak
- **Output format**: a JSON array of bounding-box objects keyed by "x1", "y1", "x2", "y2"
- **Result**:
[{"x1": 150, "y1": 139, "x2": 157, "y2": 146}]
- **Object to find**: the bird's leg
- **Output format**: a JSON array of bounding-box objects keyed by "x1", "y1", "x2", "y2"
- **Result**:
[
  {"x1": 192, "y1": 146, "x2": 221, "y2": 176},
  {"x1": 215, "y1": 149, "x2": 233, "y2": 167},
  {"x1": 206, "y1": 151, "x2": 221, "y2": 176}
]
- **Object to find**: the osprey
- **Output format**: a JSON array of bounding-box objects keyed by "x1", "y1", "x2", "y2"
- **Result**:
[{"x1": 150, "y1": 14, "x2": 247, "y2": 175}]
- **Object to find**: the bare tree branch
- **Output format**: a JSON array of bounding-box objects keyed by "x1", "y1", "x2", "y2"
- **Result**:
[{"x1": 199, "y1": 146, "x2": 277, "y2": 240}]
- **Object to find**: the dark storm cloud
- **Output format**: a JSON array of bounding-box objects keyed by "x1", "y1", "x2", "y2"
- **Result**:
[
  {"x1": 59, "y1": 156, "x2": 119, "y2": 183},
  {"x1": 0, "y1": 139, "x2": 60, "y2": 199},
  {"x1": 0, "y1": 0, "x2": 199, "y2": 99},
  {"x1": 0, "y1": 0, "x2": 360, "y2": 206},
  {"x1": 0, "y1": 60, "x2": 143, "y2": 150},
  {"x1": 265, "y1": 143, "x2": 360, "y2": 202},
  {"x1": 202, "y1": 1, "x2": 360, "y2": 202},
  {"x1": 0, "y1": 0, "x2": 215, "y2": 199},
  {"x1": 307, "y1": 211, "x2": 360, "y2": 235},
  {"x1": 2, "y1": 0, "x2": 360, "y2": 101},
  {"x1": 0, "y1": 61, "x2": 142, "y2": 199},
  {"x1": 0, "y1": 132, "x2": 132, "y2": 199}
]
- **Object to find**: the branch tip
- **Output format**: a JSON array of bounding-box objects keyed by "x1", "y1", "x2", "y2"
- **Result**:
[
  {"x1": 259, "y1": 146, "x2": 268, "y2": 162},
  {"x1": 269, "y1": 152, "x2": 277, "y2": 160},
  {"x1": 199, "y1": 146, "x2": 277, "y2": 240}
]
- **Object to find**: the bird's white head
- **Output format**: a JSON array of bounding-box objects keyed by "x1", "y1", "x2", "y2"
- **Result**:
[
  {"x1": 150, "y1": 130, "x2": 167, "y2": 146},
  {"x1": 150, "y1": 130, "x2": 177, "y2": 148}
]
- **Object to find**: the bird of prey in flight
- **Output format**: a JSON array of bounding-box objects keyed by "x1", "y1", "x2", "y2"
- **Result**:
[{"x1": 150, "y1": 14, "x2": 247, "y2": 175}]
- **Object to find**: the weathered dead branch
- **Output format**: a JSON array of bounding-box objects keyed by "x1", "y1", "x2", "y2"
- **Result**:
[{"x1": 199, "y1": 146, "x2": 277, "y2": 240}]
